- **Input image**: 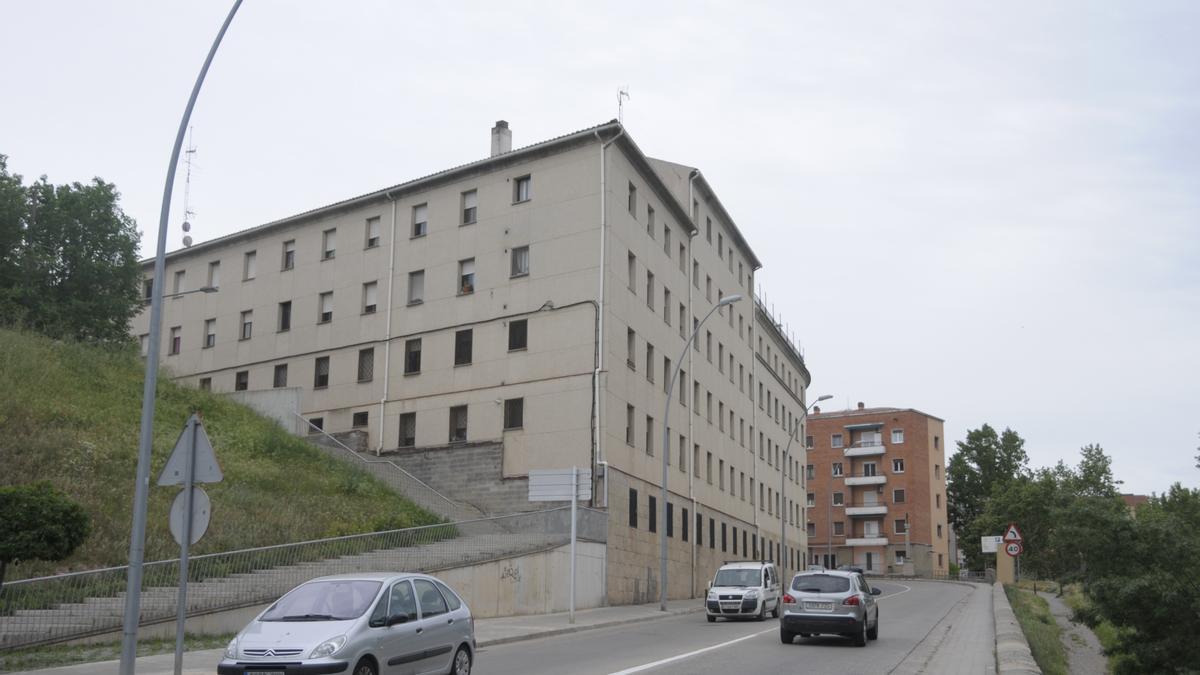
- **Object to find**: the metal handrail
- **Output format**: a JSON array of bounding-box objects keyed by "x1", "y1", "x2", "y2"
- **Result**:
[{"x1": 847, "y1": 440, "x2": 885, "y2": 448}]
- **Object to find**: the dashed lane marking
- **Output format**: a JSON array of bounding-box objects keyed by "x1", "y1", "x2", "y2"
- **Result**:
[{"x1": 604, "y1": 626, "x2": 776, "y2": 675}]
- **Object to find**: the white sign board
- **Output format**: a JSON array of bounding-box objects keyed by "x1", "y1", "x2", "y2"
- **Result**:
[
  {"x1": 528, "y1": 468, "x2": 592, "y2": 502},
  {"x1": 157, "y1": 414, "x2": 223, "y2": 485},
  {"x1": 981, "y1": 535, "x2": 1003, "y2": 553}
]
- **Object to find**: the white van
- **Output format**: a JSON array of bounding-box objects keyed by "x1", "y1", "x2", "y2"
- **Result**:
[{"x1": 705, "y1": 561, "x2": 781, "y2": 622}]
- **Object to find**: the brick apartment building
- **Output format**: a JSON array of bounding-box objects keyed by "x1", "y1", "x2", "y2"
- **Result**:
[{"x1": 804, "y1": 403, "x2": 949, "y2": 575}]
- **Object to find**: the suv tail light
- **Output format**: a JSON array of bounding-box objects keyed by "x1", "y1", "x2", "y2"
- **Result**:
[
  {"x1": 783, "y1": 594, "x2": 795, "y2": 604},
  {"x1": 842, "y1": 595, "x2": 861, "y2": 606}
]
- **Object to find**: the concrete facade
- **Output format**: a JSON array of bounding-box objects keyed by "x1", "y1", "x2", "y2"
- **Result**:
[
  {"x1": 131, "y1": 120, "x2": 812, "y2": 604},
  {"x1": 804, "y1": 404, "x2": 950, "y2": 575}
]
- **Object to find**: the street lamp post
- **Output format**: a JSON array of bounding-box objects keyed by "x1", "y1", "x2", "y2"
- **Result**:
[
  {"x1": 660, "y1": 293, "x2": 743, "y2": 611},
  {"x1": 781, "y1": 394, "x2": 831, "y2": 581}
]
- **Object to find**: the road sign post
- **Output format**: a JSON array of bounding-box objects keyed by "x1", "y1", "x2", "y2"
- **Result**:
[{"x1": 1002, "y1": 522, "x2": 1024, "y2": 582}]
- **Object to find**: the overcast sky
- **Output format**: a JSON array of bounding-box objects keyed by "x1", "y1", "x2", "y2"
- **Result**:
[{"x1": 3, "y1": 2, "x2": 1197, "y2": 494}]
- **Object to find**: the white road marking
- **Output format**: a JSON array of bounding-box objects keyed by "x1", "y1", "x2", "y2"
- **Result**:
[
  {"x1": 604, "y1": 626, "x2": 776, "y2": 675},
  {"x1": 877, "y1": 582, "x2": 912, "y2": 600}
]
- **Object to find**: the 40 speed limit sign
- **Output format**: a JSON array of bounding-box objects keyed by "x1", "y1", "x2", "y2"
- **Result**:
[{"x1": 1005, "y1": 541, "x2": 1023, "y2": 557}]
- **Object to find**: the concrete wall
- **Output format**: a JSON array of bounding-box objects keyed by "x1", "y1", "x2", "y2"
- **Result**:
[
  {"x1": 388, "y1": 442, "x2": 538, "y2": 515},
  {"x1": 225, "y1": 387, "x2": 303, "y2": 433}
]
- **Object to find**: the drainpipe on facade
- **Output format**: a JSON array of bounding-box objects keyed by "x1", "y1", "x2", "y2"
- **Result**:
[
  {"x1": 749, "y1": 273, "x2": 760, "y2": 554},
  {"x1": 378, "y1": 193, "x2": 398, "y2": 456},
  {"x1": 686, "y1": 169, "x2": 700, "y2": 597},
  {"x1": 592, "y1": 125, "x2": 625, "y2": 508}
]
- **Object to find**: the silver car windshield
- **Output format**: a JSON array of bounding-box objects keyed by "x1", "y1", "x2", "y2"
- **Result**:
[
  {"x1": 792, "y1": 574, "x2": 851, "y2": 593},
  {"x1": 261, "y1": 580, "x2": 382, "y2": 621},
  {"x1": 713, "y1": 569, "x2": 761, "y2": 587}
]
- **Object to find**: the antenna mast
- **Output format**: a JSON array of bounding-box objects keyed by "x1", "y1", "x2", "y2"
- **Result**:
[
  {"x1": 618, "y1": 86, "x2": 630, "y2": 124},
  {"x1": 181, "y1": 127, "x2": 197, "y2": 247}
]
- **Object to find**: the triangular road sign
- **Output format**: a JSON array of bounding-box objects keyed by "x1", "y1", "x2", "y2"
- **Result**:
[
  {"x1": 1003, "y1": 523, "x2": 1023, "y2": 543},
  {"x1": 157, "y1": 414, "x2": 223, "y2": 485}
]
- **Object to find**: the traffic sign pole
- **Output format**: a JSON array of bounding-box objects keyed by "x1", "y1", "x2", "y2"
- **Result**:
[{"x1": 173, "y1": 416, "x2": 197, "y2": 675}]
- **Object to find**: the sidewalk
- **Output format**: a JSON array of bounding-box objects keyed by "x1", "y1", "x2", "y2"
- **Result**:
[
  {"x1": 891, "y1": 581, "x2": 997, "y2": 675},
  {"x1": 13, "y1": 599, "x2": 703, "y2": 675},
  {"x1": 1036, "y1": 590, "x2": 1107, "y2": 675}
]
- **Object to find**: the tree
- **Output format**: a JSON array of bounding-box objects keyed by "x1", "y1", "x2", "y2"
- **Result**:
[
  {"x1": 0, "y1": 482, "x2": 91, "y2": 590},
  {"x1": 947, "y1": 424, "x2": 1029, "y2": 569},
  {"x1": 0, "y1": 154, "x2": 141, "y2": 343}
]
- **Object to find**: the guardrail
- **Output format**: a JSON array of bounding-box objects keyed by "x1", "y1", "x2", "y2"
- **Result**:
[{"x1": 0, "y1": 507, "x2": 590, "y2": 650}]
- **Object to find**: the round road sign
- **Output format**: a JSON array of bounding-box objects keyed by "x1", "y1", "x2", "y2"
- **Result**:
[
  {"x1": 169, "y1": 486, "x2": 211, "y2": 546},
  {"x1": 1005, "y1": 541, "x2": 1023, "y2": 557}
]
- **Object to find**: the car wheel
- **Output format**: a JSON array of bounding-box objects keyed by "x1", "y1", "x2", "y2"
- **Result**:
[
  {"x1": 707, "y1": 614, "x2": 716, "y2": 623},
  {"x1": 853, "y1": 617, "x2": 868, "y2": 647},
  {"x1": 771, "y1": 600, "x2": 780, "y2": 619},
  {"x1": 756, "y1": 602, "x2": 766, "y2": 621},
  {"x1": 353, "y1": 658, "x2": 378, "y2": 675},
  {"x1": 867, "y1": 609, "x2": 879, "y2": 641},
  {"x1": 449, "y1": 645, "x2": 472, "y2": 675},
  {"x1": 780, "y1": 628, "x2": 795, "y2": 644}
]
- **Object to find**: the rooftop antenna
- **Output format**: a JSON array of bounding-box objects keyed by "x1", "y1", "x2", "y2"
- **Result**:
[
  {"x1": 181, "y1": 127, "x2": 197, "y2": 247},
  {"x1": 618, "y1": 86, "x2": 630, "y2": 125}
]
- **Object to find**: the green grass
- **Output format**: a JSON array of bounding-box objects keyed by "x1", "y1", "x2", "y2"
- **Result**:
[
  {"x1": 1005, "y1": 585, "x2": 1069, "y2": 675},
  {"x1": 0, "y1": 633, "x2": 232, "y2": 672},
  {"x1": 0, "y1": 328, "x2": 443, "y2": 581}
]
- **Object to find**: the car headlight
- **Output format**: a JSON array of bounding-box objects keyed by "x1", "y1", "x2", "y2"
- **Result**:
[
  {"x1": 224, "y1": 635, "x2": 238, "y2": 659},
  {"x1": 707, "y1": 591, "x2": 717, "y2": 600},
  {"x1": 309, "y1": 635, "x2": 347, "y2": 658},
  {"x1": 744, "y1": 590, "x2": 759, "y2": 599}
]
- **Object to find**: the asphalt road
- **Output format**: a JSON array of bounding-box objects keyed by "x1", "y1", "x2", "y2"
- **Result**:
[{"x1": 473, "y1": 581, "x2": 973, "y2": 675}]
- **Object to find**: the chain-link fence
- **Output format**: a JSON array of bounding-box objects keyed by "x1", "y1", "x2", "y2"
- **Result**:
[{"x1": 0, "y1": 507, "x2": 596, "y2": 650}]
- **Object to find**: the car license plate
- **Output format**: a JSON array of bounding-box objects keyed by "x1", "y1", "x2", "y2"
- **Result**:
[{"x1": 805, "y1": 601, "x2": 833, "y2": 611}]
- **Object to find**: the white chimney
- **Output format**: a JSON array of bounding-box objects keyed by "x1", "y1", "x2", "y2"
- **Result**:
[{"x1": 490, "y1": 120, "x2": 512, "y2": 157}]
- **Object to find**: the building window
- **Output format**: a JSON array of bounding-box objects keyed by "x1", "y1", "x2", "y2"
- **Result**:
[
  {"x1": 408, "y1": 270, "x2": 424, "y2": 305},
  {"x1": 273, "y1": 363, "x2": 287, "y2": 388},
  {"x1": 454, "y1": 329, "x2": 473, "y2": 366},
  {"x1": 504, "y1": 398, "x2": 524, "y2": 430},
  {"x1": 169, "y1": 326, "x2": 181, "y2": 354},
  {"x1": 805, "y1": 435, "x2": 814, "y2": 449},
  {"x1": 627, "y1": 182, "x2": 637, "y2": 215},
  {"x1": 143, "y1": 278, "x2": 154, "y2": 301},
  {"x1": 362, "y1": 281, "x2": 378, "y2": 314},
  {"x1": 663, "y1": 287, "x2": 671, "y2": 325},
  {"x1": 682, "y1": 507, "x2": 689, "y2": 542},
  {"x1": 627, "y1": 252, "x2": 637, "y2": 292},
  {"x1": 313, "y1": 356, "x2": 330, "y2": 388},
  {"x1": 357, "y1": 348, "x2": 374, "y2": 382},
  {"x1": 203, "y1": 319, "x2": 216, "y2": 348},
  {"x1": 832, "y1": 462, "x2": 843, "y2": 477},
  {"x1": 934, "y1": 464, "x2": 941, "y2": 479},
  {"x1": 892, "y1": 458, "x2": 905, "y2": 473},
  {"x1": 645, "y1": 415, "x2": 654, "y2": 456},
  {"x1": 628, "y1": 488, "x2": 638, "y2": 528},
  {"x1": 833, "y1": 521, "x2": 845, "y2": 536},
  {"x1": 864, "y1": 462, "x2": 878, "y2": 477},
  {"x1": 679, "y1": 303, "x2": 686, "y2": 337},
  {"x1": 207, "y1": 260, "x2": 221, "y2": 287},
  {"x1": 235, "y1": 370, "x2": 248, "y2": 391},
  {"x1": 647, "y1": 204, "x2": 655, "y2": 236},
  {"x1": 322, "y1": 229, "x2": 336, "y2": 260},
  {"x1": 832, "y1": 492, "x2": 844, "y2": 506},
  {"x1": 511, "y1": 245, "x2": 530, "y2": 278},
  {"x1": 352, "y1": 411, "x2": 369, "y2": 427},
  {"x1": 663, "y1": 225, "x2": 671, "y2": 255},
  {"x1": 458, "y1": 258, "x2": 475, "y2": 294},
  {"x1": 936, "y1": 494, "x2": 941, "y2": 508},
  {"x1": 461, "y1": 189, "x2": 477, "y2": 225},
  {"x1": 399, "y1": 413, "x2": 416, "y2": 447},
  {"x1": 645, "y1": 343, "x2": 655, "y2": 383},
  {"x1": 508, "y1": 319, "x2": 528, "y2": 351},
  {"x1": 412, "y1": 203, "x2": 428, "y2": 237},
  {"x1": 678, "y1": 243, "x2": 686, "y2": 274},
  {"x1": 895, "y1": 519, "x2": 908, "y2": 535},
  {"x1": 198, "y1": 377, "x2": 211, "y2": 391},
  {"x1": 278, "y1": 301, "x2": 292, "y2": 332},
  {"x1": 706, "y1": 452, "x2": 713, "y2": 484},
  {"x1": 645, "y1": 271, "x2": 654, "y2": 309},
  {"x1": 625, "y1": 405, "x2": 635, "y2": 445},
  {"x1": 721, "y1": 522, "x2": 727, "y2": 552},
  {"x1": 648, "y1": 495, "x2": 658, "y2": 533},
  {"x1": 243, "y1": 250, "x2": 257, "y2": 280},
  {"x1": 717, "y1": 233, "x2": 724, "y2": 259},
  {"x1": 891, "y1": 428, "x2": 904, "y2": 444},
  {"x1": 309, "y1": 417, "x2": 324, "y2": 431},
  {"x1": 513, "y1": 175, "x2": 531, "y2": 203},
  {"x1": 404, "y1": 339, "x2": 421, "y2": 374},
  {"x1": 281, "y1": 240, "x2": 295, "y2": 270},
  {"x1": 705, "y1": 275, "x2": 712, "y2": 303},
  {"x1": 237, "y1": 312, "x2": 252, "y2": 341},
  {"x1": 896, "y1": 550, "x2": 907, "y2": 563},
  {"x1": 365, "y1": 216, "x2": 381, "y2": 248},
  {"x1": 318, "y1": 292, "x2": 333, "y2": 323},
  {"x1": 448, "y1": 405, "x2": 468, "y2": 442},
  {"x1": 806, "y1": 464, "x2": 815, "y2": 480},
  {"x1": 806, "y1": 523, "x2": 815, "y2": 538},
  {"x1": 934, "y1": 436, "x2": 940, "y2": 450},
  {"x1": 894, "y1": 489, "x2": 906, "y2": 503},
  {"x1": 831, "y1": 433, "x2": 844, "y2": 448},
  {"x1": 626, "y1": 328, "x2": 636, "y2": 369},
  {"x1": 709, "y1": 517, "x2": 715, "y2": 549},
  {"x1": 172, "y1": 269, "x2": 185, "y2": 294}
]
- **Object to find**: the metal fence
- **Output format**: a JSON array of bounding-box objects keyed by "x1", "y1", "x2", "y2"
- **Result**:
[{"x1": 0, "y1": 507, "x2": 589, "y2": 651}]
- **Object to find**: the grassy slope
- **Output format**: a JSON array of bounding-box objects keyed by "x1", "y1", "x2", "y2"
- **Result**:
[
  {"x1": 0, "y1": 328, "x2": 440, "y2": 581},
  {"x1": 1005, "y1": 585, "x2": 1069, "y2": 675}
]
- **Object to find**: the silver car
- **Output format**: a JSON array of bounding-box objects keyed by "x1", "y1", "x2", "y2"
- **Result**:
[
  {"x1": 779, "y1": 570, "x2": 880, "y2": 647},
  {"x1": 218, "y1": 572, "x2": 475, "y2": 675}
]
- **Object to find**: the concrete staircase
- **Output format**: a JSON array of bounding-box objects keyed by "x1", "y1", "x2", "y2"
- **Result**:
[{"x1": 0, "y1": 531, "x2": 566, "y2": 649}]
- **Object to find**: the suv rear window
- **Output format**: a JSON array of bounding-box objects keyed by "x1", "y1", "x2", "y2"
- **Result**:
[{"x1": 791, "y1": 574, "x2": 850, "y2": 593}]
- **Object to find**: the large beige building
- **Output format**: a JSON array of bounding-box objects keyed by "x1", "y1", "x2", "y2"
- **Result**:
[{"x1": 132, "y1": 120, "x2": 812, "y2": 602}]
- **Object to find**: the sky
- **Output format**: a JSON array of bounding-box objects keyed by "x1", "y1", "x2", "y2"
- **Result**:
[{"x1": 2, "y1": 1, "x2": 1197, "y2": 494}]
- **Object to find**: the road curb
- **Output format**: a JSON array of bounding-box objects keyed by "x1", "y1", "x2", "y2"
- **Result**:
[
  {"x1": 478, "y1": 605, "x2": 704, "y2": 648},
  {"x1": 993, "y1": 582, "x2": 1042, "y2": 674}
]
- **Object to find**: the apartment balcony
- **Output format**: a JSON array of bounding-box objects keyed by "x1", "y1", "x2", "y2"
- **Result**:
[
  {"x1": 844, "y1": 503, "x2": 889, "y2": 517},
  {"x1": 844, "y1": 472, "x2": 887, "y2": 487},
  {"x1": 843, "y1": 441, "x2": 886, "y2": 458},
  {"x1": 846, "y1": 536, "x2": 889, "y2": 547}
]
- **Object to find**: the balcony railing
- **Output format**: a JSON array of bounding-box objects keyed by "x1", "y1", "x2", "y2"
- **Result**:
[
  {"x1": 844, "y1": 472, "x2": 887, "y2": 486},
  {"x1": 844, "y1": 441, "x2": 886, "y2": 457}
]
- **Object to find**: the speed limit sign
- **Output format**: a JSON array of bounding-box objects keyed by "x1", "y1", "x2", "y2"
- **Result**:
[{"x1": 1005, "y1": 541, "x2": 1023, "y2": 557}]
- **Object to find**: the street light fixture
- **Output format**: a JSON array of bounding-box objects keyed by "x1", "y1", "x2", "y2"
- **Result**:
[
  {"x1": 781, "y1": 393, "x2": 831, "y2": 581},
  {"x1": 660, "y1": 293, "x2": 742, "y2": 611}
]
